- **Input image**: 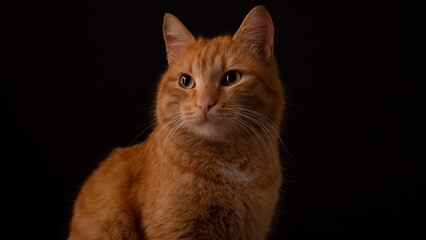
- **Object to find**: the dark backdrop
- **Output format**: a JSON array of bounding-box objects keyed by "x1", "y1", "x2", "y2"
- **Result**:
[{"x1": 1, "y1": 0, "x2": 422, "y2": 239}]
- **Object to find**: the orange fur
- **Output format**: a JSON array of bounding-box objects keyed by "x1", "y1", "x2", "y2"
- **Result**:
[{"x1": 69, "y1": 6, "x2": 285, "y2": 240}]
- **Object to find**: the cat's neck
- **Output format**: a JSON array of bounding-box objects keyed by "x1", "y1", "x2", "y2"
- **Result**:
[
  {"x1": 145, "y1": 124, "x2": 280, "y2": 184},
  {"x1": 153, "y1": 123, "x2": 278, "y2": 155}
]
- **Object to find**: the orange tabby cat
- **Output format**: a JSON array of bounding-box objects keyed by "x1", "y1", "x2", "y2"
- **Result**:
[{"x1": 69, "y1": 6, "x2": 285, "y2": 240}]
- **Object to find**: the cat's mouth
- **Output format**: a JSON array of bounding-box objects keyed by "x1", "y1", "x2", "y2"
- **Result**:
[
  {"x1": 199, "y1": 114, "x2": 212, "y2": 124},
  {"x1": 197, "y1": 116, "x2": 215, "y2": 126},
  {"x1": 198, "y1": 111, "x2": 224, "y2": 126},
  {"x1": 188, "y1": 113, "x2": 229, "y2": 139},
  {"x1": 199, "y1": 119, "x2": 210, "y2": 125},
  {"x1": 195, "y1": 122, "x2": 222, "y2": 138},
  {"x1": 180, "y1": 109, "x2": 234, "y2": 140}
]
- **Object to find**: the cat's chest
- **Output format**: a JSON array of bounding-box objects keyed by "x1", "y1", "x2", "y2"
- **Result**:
[
  {"x1": 140, "y1": 148, "x2": 280, "y2": 239},
  {"x1": 143, "y1": 173, "x2": 253, "y2": 239},
  {"x1": 162, "y1": 162, "x2": 252, "y2": 207},
  {"x1": 164, "y1": 143, "x2": 269, "y2": 184}
]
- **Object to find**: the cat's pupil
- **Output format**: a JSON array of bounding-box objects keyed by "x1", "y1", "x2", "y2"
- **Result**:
[
  {"x1": 223, "y1": 71, "x2": 241, "y2": 86},
  {"x1": 182, "y1": 75, "x2": 190, "y2": 85},
  {"x1": 227, "y1": 73, "x2": 237, "y2": 83},
  {"x1": 180, "y1": 75, "x2": 194, "y2": 88}
]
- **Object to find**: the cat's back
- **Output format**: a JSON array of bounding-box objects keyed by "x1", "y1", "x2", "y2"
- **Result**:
[
  {"x1": 78, "y1": 143, "x2": 142, "y2": 195},
  {"x1": 69, "y1": 143, "x2": 144, "y2": 240}
]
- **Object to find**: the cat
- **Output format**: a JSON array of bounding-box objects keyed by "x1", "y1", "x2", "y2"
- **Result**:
[{"x1": 69, "y1": 5, "x2": 285, "y2": 240}]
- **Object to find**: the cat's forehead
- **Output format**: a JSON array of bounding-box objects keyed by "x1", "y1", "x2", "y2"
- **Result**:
[
  {"x1": 179, "y1": 36, "x2": 248, "y2": 78},
  {"x1": 192, "y1": 37, "x2": 233, "y2": 60}
]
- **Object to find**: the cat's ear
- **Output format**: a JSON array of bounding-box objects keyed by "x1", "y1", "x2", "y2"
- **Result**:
[
  {"x1": 233, "y1": 6, "x2": 274, "y2": 61},
  {"x1": 163, "y1": 13, "x2": 195, "y2": 65}
]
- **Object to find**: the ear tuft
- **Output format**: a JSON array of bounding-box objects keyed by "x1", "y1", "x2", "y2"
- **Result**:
[
  {"x1": 233, "y1": 6, "x2": 274, "y2": 61},
  {"x1": 163, "y1": 14, "x2": 195, "y2": 65}
]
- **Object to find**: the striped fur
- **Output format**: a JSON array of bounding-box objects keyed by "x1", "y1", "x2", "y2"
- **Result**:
[{"x1": 69, "y1": 6, "x2": 285, "y2": 240}]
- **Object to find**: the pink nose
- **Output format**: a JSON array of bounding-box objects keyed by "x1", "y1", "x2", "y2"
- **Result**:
[{"x1": 197, "y1": 99, "x2": 216, "y2": 115}]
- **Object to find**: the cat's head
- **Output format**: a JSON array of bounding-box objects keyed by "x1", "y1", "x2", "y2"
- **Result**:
[{"x1": 156, "y1": 6, "x2": 284, "y2": 142}]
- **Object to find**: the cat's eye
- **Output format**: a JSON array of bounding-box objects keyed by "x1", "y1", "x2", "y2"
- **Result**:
[
  {"x1": 222, "y1": 71, "x2": 241, "y2": 86},
  {"x1": 179, "y1": 74, "x2": 195, "y2": 89}
]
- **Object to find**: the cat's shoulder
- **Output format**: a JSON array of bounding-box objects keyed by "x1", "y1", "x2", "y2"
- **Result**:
[
  {"x1": 107, "y1": 143, "x2": 143, "y2": 161},
  {"x1": 93, "y1": 143, "x2": 144, "y2": 176}
]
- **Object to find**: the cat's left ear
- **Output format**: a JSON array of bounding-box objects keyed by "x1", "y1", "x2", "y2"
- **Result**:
[
  {"x1": 233, "y1": 6, "x2": 274, "y2": 61},
  {"x1": 163, "y1": 13, "x2": 195, "y2": 65}
]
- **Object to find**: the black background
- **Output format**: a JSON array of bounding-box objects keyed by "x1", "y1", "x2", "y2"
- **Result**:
[{"x1": 1, "y1": 0, "x2": 423, "y2": 239}]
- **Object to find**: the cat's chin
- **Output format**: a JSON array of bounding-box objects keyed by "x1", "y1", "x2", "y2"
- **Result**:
[{"x1": 190, "y1": 120, "x2": 231, "y2": 141}]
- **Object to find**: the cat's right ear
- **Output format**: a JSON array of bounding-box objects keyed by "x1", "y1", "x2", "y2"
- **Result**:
[
  {"x1": 163, "y1": 14, "x2": 195, "y2": 65},
  {"x1": 233, "y1": 6, "x2": 274, "y2": 62}
]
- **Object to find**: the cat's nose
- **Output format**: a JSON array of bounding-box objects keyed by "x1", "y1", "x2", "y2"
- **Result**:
[{"x1": 197, "y1": 99, "x2": 216, "y2": 115}]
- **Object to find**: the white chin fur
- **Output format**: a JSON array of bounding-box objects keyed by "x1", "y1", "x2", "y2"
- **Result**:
[{"x1": 191, "y1": 120, "x2": 229, "y2": 140}]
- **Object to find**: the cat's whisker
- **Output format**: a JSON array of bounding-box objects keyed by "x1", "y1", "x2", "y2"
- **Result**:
[
  {"x1": 134, "y1": 114, "x2": 181, "y2": 176},
  {"x1": 285, "y1": 101, "x2": 302, "y2": 109},
  {"x1": 235, "y1": 109, "x2": 279, "y2": 146},
  {"x1": 128, "y1": 119, "x2": 158, "y2": 146},
  {"x1": 227, "y1": 118, "x2": 267, "y2": 182},
  {"x1": 160, "y1": 119, "x2": 186, "y2": 163},
  {"x1": 169, "y1": 121, "x2": 189, "y2": 154},
  {"x1": 231, "y1": 115, "x2": 274, "y2": 176},
  {"x1": 156, "y1": 119, "x2": 185, "y2": 180},
  {"x1": 245, "y1": 116, "x2": 276, "y2": 173},
  {"x1": 128, "y1": 112, "x2": 182, "y2": 146},
  {"x1": 134, "y1": 105, "x2": 157, "y2": 112},
  {"x1": 230, "y1": 107, "x2": 279, "y2": 146},
  {"x1": 225, "y1": 117, "x2": 261, "y2": 158},
  {"x1": 231, "y1": 105, "x2": 300, "y2": 169},
  {"x1": 241, "y1": 110, "x2": 298, "y2": 168},
  {"x1": 229, "y1": 106, "x2": 285, "y2": 175},
  {"x1": 232, "y1": 105, "x2": 279, "y2": 128},
  {"x1": 245, "y1": 118, "x2": 275, "y2": 176}
]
